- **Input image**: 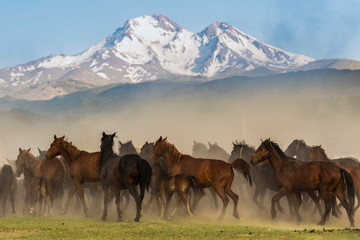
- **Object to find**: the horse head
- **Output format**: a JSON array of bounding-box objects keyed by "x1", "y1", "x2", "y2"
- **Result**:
[
  {"x1": 15, "y1": 147, "x2": 31, "y2": 177},
  {"x1": 139, "y1": 141, "x2": 154, "y2": 161},
  {"x1": 46, "y1": 135, "x2": 65, "y2": 160},
  {"x1": 151, "y1": 136, "x2": 167, "y2": 161},
  {"x1": 251, "y1": 139, "x2": 272, "y2": 166}
]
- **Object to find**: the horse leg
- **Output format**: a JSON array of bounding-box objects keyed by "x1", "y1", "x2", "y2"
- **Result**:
[
  {"x1": 212, "y1": 185, "x2": 229, "y2": 221},
  {"x1": 287, "y1": 192, "x2": 302, "y2": 223},
  {"x1": 63, "y1": 185, "x2": 77, "y2": 215},
  {"x1": 333, "y1": 182, "x2": 355, "y2": 227},
  {"x1": 46, "y1": 182, "x2": 55, "y2": 216},
  {"x1": 74, "y1": 181, "x2": 88, "y2": 217},
  {"x1": 114, "y1": 189, "x2": 123, "y2": 222},
  {"x1": 10, "y1": 188, "x2": 16, "y2": 214},
  {"x1": 252, "y1": 185, "x2": 262, "y2": 208},
  {"x1": 330, "y1": 193, "x2": 340, "y2": 218},
  {"x1": 159, "y1": 190, "x2": 165, "y2": 219},
  {"x1": 183, "y1": 191, "x2": 193, "y2": 218},
  {"x1": 0, "y1": 193, "x2": 6, "y2": 217},
  {"x1": 224, "y1": 178, "x2": 240, "y2": 220},
  {"x1": 306, "y1": 190, "x2": 323, "y2": 216},
  {"x1": 23, "y1": 190, "x2": 31, "y2": 215},
  {"x1": 318, "y1": 189, "x2": 332, "y2": 226},
  {"x1": 271, "y1": 188, "x2": 288, "y2": 219},
  {"x1": 101, "y1": 185, "x2": 109, "y2": 221},
  {"x1": 168, "y1": 193, "x2": 183, "y2": 220},
  {"x1": 164, "y1": 193, "x2": 173, "y2": 219},
  {"x1": 127, "y1": 185, "x2": 141, "y2": 222},
  {"x1": 191, "y1": 188, "x2": 205, "y2": 213},
  {"x1": 209, "y1": 188, "x2": 218, "y2": 209}
]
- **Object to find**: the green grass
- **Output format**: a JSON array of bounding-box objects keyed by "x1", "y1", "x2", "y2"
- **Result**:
[{"x1": 0, "y1": 217, "x2": 359, "y2": 240}]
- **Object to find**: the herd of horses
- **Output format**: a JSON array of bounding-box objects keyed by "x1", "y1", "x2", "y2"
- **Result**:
[{"x1": 0, "y1": 135, "x2": 359, "y2": 227}]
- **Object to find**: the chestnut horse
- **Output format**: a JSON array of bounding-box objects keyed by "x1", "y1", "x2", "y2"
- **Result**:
[
  {"x1": 251, "y1": 139, "x2": 355, "y2": 226},
  {"x1": 151, "y1": 137, "x2": 252, "y2": 220},
  {"x1": 0, "y1": 164, "x2": 16, "y2": 217},
  {"x1": 46, "y1": 135, "x2": 100, "y2": 217},
  {"x1": 99, "y1": 132, "x2": 152, "y2": 222},
  {"x1": 309, "y1": 145, "x2": 360, "y2": 212},
  {"x1": 15, "y1": 148, "x2": 65, "y2": 216}
]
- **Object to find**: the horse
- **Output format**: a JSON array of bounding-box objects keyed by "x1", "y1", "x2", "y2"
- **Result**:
[
  {"x1": 228, "y1": 141, "x2": 280, "y2": 209},
  {"x1": 284, "y1": 139, "x2": 310, "y2": 162},
  {"x1": 192, "y1": 141, "x2": 208, "y2": 158},
  {"x1": 159, "y1": 173, "x2": 197, "y2": 220},
  {"x1": 119, "y1": 141, "x2": 138, "y2": 156},
  {"x1": 99, "y1": 132, "x2": 152, "y2": 222},
  {"x1": 45, "y1": 135, "x2": 100, "y2": 217},
  {"x1": 309, "y1": 145, "x2": 360, "y2": 213},
  {"x1": 309, "y1": 145, "x2": 360, "y2": 167},
  {"x1": 207, "y1": 142, "x2": 230, "y2": 161},
  {"x1": 0, "y1": 164, "x2": 17, "y2": 217},
  {"x1": 15, "y1": 148, "x2": 66, "y2": 216},
  {"x1": 151, "y1": 136, "x2": 252, "y2": 220},
  {"x1": 251, "y1": 139, "x2": 355, "y2": 226}
]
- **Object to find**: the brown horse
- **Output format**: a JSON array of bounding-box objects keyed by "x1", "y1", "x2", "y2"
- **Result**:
[
  {"x1": 151, "y1": 136, "x2": 252, "y2": 220},
  {"x1": 309, "y1": 145, "x2": 360, "y2": 167},
  {"x1": 0, "y1": 164, "x2": 17, "y2": 217},
  {"x1": 15, "y1": 148, "x2": 66, "y2": 216},
  {"x1": 251, "y1": 139, "x2": 355, "y2": 226},
  {"x1": 46, "y1": 135, "x2": 101, "y2": 217},
  {"x1": 159, "y1": 173, "x2": 196, "y2": 220},
  {"x1": 309, "y1": 145, "x2": 360, "y2": 213}
]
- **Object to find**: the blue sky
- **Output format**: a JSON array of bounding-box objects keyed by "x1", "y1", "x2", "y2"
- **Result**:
[{"x1": 0, "y1": 0, "x2": 359, "y2": 69}]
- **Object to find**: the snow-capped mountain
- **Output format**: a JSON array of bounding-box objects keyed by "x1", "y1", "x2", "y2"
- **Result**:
[{"x1": 0, "y1": 14, "x2": 315, "y2": 100}]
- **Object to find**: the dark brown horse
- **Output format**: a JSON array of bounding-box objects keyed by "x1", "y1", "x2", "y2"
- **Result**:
[
  {"x1": 309, "y1": 145, "x2": 360, "y2": 167},
  {"x1": 151, "y1": 136, "x2": 252, "y2": 220},
  {"x1": 309, "y1": 145, "x2": 360, "y2": 213},
  {"x1": 99, "y1": 132, "x2": 152, "y2": 222},
  {"x1": 45, "y1": 135, "x2": 100, "y2": 217},
  {"x1": 0, "y1": 164, "x2": 16, "y2": 217},
  {"x1": 16, "y1": 148, "x2": 66, "y2": 216},
  {"x1": 251, "y1": 139, "x2": 355, "y2": 226}
]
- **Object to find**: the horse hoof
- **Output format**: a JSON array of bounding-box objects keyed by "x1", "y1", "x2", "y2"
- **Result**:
[
  {"x1": 134, "y1": 218, "x2": 140, "y2": 222},
  {"x1": 233, "y1": 212, "x2": 240, "y2": 220}
]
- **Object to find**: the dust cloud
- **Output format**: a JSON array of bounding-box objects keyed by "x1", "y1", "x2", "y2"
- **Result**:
[{"x1": 0, "y1": 71, "x2": 360, "y2": 227}]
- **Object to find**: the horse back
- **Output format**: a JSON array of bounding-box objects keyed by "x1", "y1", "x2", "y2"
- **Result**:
[{"x1": 177, "y1": 156, "x2": 231, "y2": 187}]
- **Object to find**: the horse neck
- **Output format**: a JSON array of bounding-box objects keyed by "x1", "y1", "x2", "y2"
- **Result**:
[
  {"x1": 59, "y1": 141, "x2": 81, "y2": 166},
  {"x1": 162, "y1": 144, "x2": 182, "y2": 169},
  {"x1": 99, "y1": 143, "x2": 117, "y2": 170},
  {"x1": 267, "y1": 146, "x2": 286, "y2": 172},
  {"x1": 316, "y1": 149, "x2": 330, "y2": 162},
  {"x1": 23, "y1": 153, "x2": 40, "y2": 173}
]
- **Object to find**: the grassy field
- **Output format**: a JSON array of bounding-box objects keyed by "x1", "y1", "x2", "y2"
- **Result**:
[{"x1": 0, "y1": 217, "x2": 359, "y2": 240}]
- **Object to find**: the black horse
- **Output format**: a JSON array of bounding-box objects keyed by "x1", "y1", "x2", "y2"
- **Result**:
[{"x1": 99, "y1": 132, "x2": 152, "y2": 222}]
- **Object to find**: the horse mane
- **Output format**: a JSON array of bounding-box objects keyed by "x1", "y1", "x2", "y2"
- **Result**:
[
  {"x1": 313, "y1": 146, "x2": 329, "y2": 160},
  {"x1": 161, "y1": 141, "x2": 183, "y2": 162},
  {"x1": 60, "y1": 138, "x2": 82, "y2": 160},
  {"x1": 264, "y1": 140, "x2": 287, "y2": 159}
]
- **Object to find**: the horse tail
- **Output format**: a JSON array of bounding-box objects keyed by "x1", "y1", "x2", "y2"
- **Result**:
[
  {"x1": 231, "y1": 158, "x2": 253, "y2": 186},
  {"x1": 137, "y1": 157, "x2": 152, "y2": 193},
  {"x1": 341, "y1": 168, "x2": 355, "y2": 216},
  {"x1": 187, "y1": 176, "x2": 198, "y2": 189}
]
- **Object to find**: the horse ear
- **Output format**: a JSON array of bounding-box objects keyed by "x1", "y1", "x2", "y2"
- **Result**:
[
  {"x1": 28, "y1": 148, "x2": 31, "y2": 152},
  {"x1": 233, "y1": 142, "x2": 236, "y2": 147},
  {"x1": 19, "y1": 148, "x2": 22, "y2": 153},
  {"x1": 145, "y1": 141, "x2": 148, "y2": 144},
  {"x1": 102, "y1": 131, "x2": 106, "y2": 137},
  {"x1": 54, "y1": 135, "x2": 57, "y2": 140},
  {"x1": 158, "y1": 136, "x2": 162, "y2": 142},
  {"x1": 112, "y1": 132, "x2": 116, "y2": 139},
  {"x1": 119, "y1": 141, "x2": 122, "y2": 146},
  {"x1": 38, "y1": 148, "x2": 41, "y2": 153}
]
